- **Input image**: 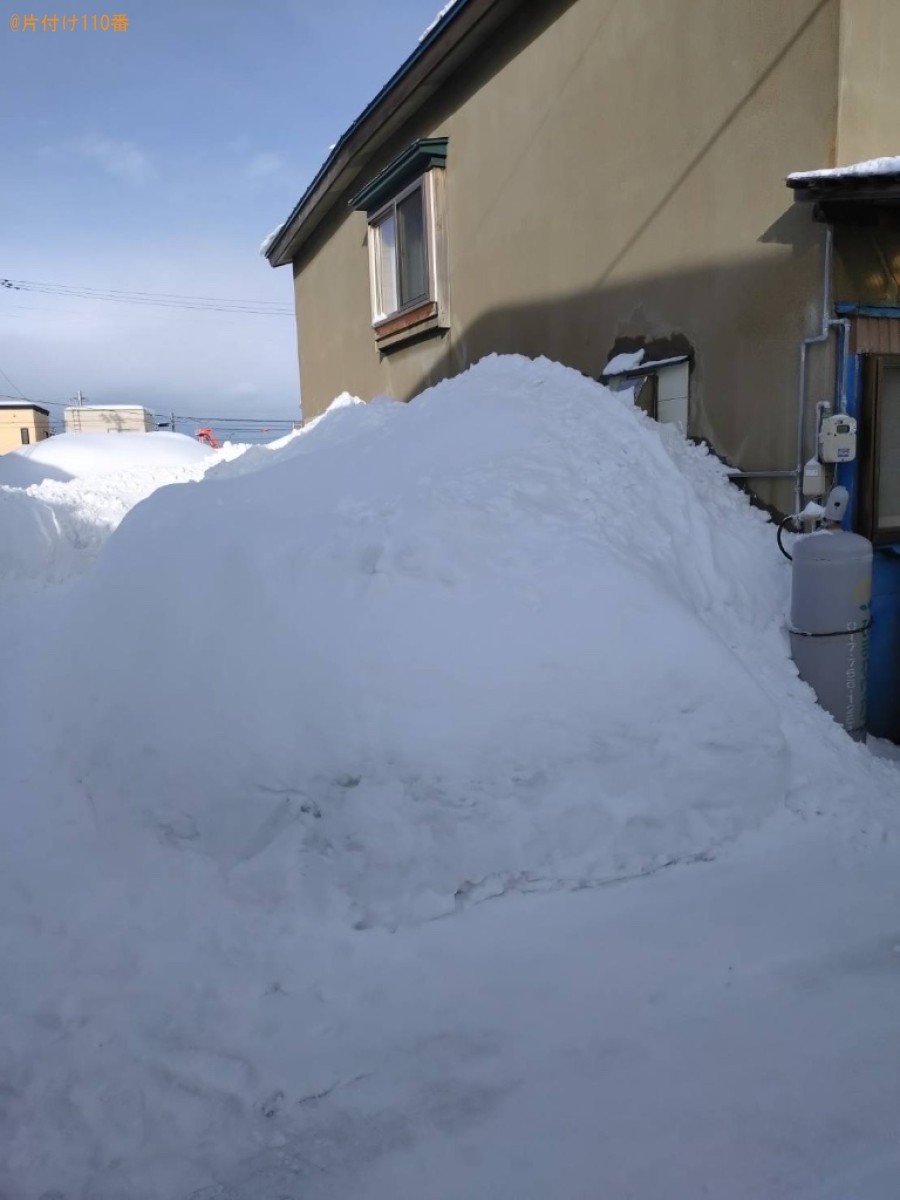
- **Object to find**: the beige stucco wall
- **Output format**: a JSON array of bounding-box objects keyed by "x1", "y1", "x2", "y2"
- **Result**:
[
  {"x1": 836, "y1": 0, "x2": 900, "y2": 164},
  {"x1": 294, "y1": 0, "x2": 842, "y2": 512},
  {"x1": 0, "y1": 406, "x2": 50, "y2": 453}
]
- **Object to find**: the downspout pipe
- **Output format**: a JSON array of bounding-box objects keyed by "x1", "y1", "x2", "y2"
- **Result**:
[
  {"x1": 794, "y1": 225, "x2": 835, "y2": 513},
  {"x1": 832, "y1": 315, "x2": 851, "y2": 415},
  {"x1": 793, "y1": 226, "x2": 853, "y2": 511}
]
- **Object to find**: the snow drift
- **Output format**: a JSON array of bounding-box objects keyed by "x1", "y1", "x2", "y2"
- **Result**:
[
  {"x1": 2, "y1": 354, "x2": 899, "y2": 1199},
  {"x1": 0, "y1": 432, "x2": 231, "y2": 590},
  {"x1": 0, "y1": 430, "x2": 214, "y2": 485},
  {"x1": 4, "y1": 357, "x2": 790, "y2": 928}
]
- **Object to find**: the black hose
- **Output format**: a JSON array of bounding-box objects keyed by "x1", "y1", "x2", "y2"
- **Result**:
[{"x1": 777, "y1": 514, "x2": 798, "y2": 562}]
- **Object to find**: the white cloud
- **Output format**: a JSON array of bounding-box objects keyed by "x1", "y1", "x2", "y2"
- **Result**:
[
  {"x1": 244, "y1": 152, "x2": 286, "y2": 181},
  {"x1": 68, "y1": 134, "x2": 152, "y2": 184}
]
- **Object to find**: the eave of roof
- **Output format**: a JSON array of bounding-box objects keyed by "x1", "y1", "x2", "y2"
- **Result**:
[
  {"x1": 0, "y1": 400, "x2": 50, "y2": 415},
  {"x1": 265, "y1": 0, "x2": 520, "y2": 268},
  {"x1": 787, "y1": 160, "x2": 900, "y2": 204}
]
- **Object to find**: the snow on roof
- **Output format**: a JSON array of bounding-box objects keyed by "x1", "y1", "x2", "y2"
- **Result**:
[
  {"x1": 788, "y1": 155, "x2": 900, "y2": 183},
  {"x1": 602, "y1": 351, "x2": 689, "y2": 378},
  {"x1": 602, "y1": 349, "x2": 645, "y2": 376},
  {"x1": 258, "y1": 222, "x2": 285, "y2": 257},
  {"x1": 0, "y1": 399, "x2": 48, "y2": 412},
  {"x1": 419, "y1": 0, "x2": 461, "y2": 41}
]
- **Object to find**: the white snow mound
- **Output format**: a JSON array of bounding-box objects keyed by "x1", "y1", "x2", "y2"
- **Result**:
[
  {"x1": 0, "y1": 433, "x2": 235, "y2": 591},
  {"x1": 5, "y1": 354, "x2": 900, "y2": 1199},
  {"x1": 1, "y1": 430, "x2": 214, "y2": 484},
  {"x1": 4, "y1": 356, "x2": 790, "y2": 929}
]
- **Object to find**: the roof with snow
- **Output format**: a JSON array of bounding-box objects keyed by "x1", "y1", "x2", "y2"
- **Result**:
[
  {"x1": 788, "y1": 156, "x2": 900, "y2": 203},
  {"x1": 264, "y1": 0, "x2": 516, "y2": 267},
  {"x1": 0, "y1": 400, "x2": 49, "y2": 415}
]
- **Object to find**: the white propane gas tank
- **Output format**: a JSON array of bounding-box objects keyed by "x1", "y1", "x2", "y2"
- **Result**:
[{"x1": 788, "y1": 529, "x2": 873, "y2": 739}]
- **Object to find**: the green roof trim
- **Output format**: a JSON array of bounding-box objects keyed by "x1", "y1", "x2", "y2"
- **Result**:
[{"x1": 349, "y1": 137, "x2": 448, "y2": 212}]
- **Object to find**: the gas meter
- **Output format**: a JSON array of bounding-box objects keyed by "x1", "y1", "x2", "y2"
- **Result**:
[{"x1": 818, "y1": 414, "x2": 857, "y2": 464}]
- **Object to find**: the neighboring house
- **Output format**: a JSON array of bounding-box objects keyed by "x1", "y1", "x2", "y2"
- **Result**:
[
  {"x1": 0, "y1": 401, "x2": 51, "y2": 452},
  {"x1": 64, "y1": 405, "x2": 154, "y2": 434},
  {"x1": 266, "y1": 0, "x2": 900, "y2": 739}
]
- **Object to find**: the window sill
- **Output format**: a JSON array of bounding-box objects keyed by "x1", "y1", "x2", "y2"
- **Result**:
[{"x1": 374, "y1": 300, "x2": 445, "y2": 351}]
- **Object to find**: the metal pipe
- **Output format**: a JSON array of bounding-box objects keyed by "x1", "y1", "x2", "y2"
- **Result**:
[
  {"x1": 830, "y1": 316, "x2": 851, "y2": 414},
  {"x1": 794, "y1": 225, "x2": 835, "y2": 513},
  {"x1": 728, "y1": 469, "x2": 798, "y2": 479}
]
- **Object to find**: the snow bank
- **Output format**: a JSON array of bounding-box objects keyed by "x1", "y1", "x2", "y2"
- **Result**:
[
  {"x1": 2, "y1": 354, "x2": 899, "y2": 1198},
  {"x1": 2, "y1": 430, "x2": 214, "y2": 485},
  {"x1": 0, "y1": 452, "x2": 71, "y2": 487},
  {"x1": 3, "y1": 357, "x2": 791, "y2": 929},
  {"x1": 0, "y1": 433, "x2": 235, "y2": 590}
]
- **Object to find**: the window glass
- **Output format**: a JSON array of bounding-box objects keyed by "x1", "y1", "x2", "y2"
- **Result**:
[
  {"x1": 20, "y1": 427, "x2": 30, "y2": 445},
  {"x1": 375, "y1": 211, "x2": 397, "y2": 317},
  {"x1": 397, "y1": 187, "x2": 427, "y2": 306},
  {"x1": 878, "y1": 365, "x2": 900, "y2": 534}
]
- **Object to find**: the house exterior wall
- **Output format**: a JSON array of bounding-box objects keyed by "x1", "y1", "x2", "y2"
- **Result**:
[
  {"x1": 63, "y1": 406, "x2": 153, "y2": 434},
  {"x1": 836, "y1": 0, "x2": 900, "y2": 164},
  {"x1": 0, "y1": 406, "x2": 50, "y2": 452},
  {"x1": 293, "y1": 0, "x2": 843, "y2": 513}
]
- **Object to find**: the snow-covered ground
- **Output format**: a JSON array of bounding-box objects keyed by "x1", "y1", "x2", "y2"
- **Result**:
[
  {"x1": 1, "y1": 357, "x2": 898, "y2": 1199},
  {"x1": 0, "y1": 431, "x2": 246, "y2": 592}
]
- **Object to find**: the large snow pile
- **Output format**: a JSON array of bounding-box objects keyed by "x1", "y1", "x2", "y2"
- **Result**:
[
  {"x1": 5, "y1": 358, "x2": 793, "y2": 925},
  {"x1": 0, "y1": 432, "x2": 238, "y2": 590},
  {"x1": 1, "y1": 355, "x2": 898, "y2": 1198},
  {"x1": 1, "y1": 430, "x2": 214, "y2": 485}
]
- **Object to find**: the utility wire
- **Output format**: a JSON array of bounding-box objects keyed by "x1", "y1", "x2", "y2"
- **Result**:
[
  {"x1": 1, "y1": 278, "x2": 294, "y2": 317},
  {"x1": 0, "y1": 394, "x2": 299, "y2": 438},
  {"x1": 0, "y1": 364, "x2": 27, "y2": 399},
  {"x1": 3, "y1": 279, "x2": 290, "y2": 306},
  {"x1": 0, "y1": 393, "x2": 298, "y2": 423}
]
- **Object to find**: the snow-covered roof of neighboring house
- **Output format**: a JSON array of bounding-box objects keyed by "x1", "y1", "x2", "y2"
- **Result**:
[{"x1": 0, "y1": 399, "x2": 49, "y2": 415}]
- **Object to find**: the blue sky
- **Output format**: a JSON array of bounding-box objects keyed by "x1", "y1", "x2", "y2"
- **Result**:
[{"x1": 0, "y1": 0, "x2": 446, "y2": 429}]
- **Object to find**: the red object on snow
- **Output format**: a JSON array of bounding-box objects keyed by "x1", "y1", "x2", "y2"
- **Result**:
[{"x1": 196, "y1": 427, "x2": 221, "y2": 449}]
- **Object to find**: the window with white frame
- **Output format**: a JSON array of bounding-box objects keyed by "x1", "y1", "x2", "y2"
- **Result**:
[
  {"x1": 370, "y1": 178, "x2": 431, "y2": 320},
  {"x1": 351, "y1": 137, "x2": 448, "y2": 343}
]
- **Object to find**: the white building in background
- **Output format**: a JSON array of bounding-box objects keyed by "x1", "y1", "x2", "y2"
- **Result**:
[{"x1": 64, "y1": 405, "x2": 154, "y2": 434}]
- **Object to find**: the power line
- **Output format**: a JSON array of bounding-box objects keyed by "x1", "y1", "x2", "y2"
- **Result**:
[
  {"x1": 0, "y1": 364, "x2": 26, "y2": 399},
  {"x1": 1, "y1": 278, "x2": 294, "y2": 317},
  {"x1": 0, "y1": 392, "x2": 70, "y2": 410},
  {"x1": 1, "y1": 392, "x2": 299, "y2": 428},
  {"x1": 3, "y1": 279, "x2": 290, "y2": 307}
]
